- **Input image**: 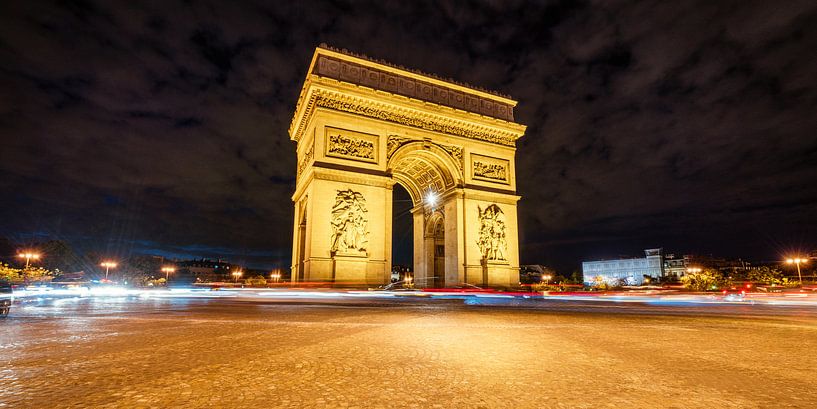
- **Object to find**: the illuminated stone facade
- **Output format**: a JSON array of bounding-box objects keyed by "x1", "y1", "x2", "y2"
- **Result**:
[
  {"x1": 289, "y1": 45, "x2": 526, "y2": 287},
  {"x1": 582, "y1": 249, "x2": 664, "y2": 285}
]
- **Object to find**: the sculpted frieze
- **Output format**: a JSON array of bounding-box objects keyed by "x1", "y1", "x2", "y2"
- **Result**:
[
  {"x1": 297, "y1": 142, "x2": 314, "y2": 177},
  {"x1": 330, "y1": 189, "x2": 369, "y2": 255},
  {"x1": 325, "y1": 127, "x2": 378, "y2": 163},
  {"x1": 471, "y1": 154, "x2": 510, "y2": 184},
  {"x1": 386, "y1": 135, "x2": 413, "y2": 160},
  {"x1": 437, "y1": 143, "x2": 463, "y2": 172},
  {"x1": 313, "y1": 93, "x2": 517, "y2": 147},
  {"x1": 477, "y1": 204, "x2": 508, "y2": 262}
]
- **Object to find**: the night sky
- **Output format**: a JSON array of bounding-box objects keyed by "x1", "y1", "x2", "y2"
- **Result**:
[{"x1": 1, "y1": 1, "x2": 816, "y2": 273}]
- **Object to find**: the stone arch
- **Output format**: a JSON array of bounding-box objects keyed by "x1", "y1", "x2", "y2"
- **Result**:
[
  {"x1": 425, "y1": 211, "x2": 446, "y2": 288},
  {"x1": 425, "y1": 210, "x2": 445, "y2": 237},
  {"x1": 289, "y1": 46, "x2": 524, "y2": 289},
  {"x1": 387, "y1": 141, "x2": 462, "y2": 206}
]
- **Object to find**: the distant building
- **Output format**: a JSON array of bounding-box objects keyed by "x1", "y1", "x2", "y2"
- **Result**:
[
  {"x1": 663, "y1": 254, "x2": 688, "y2": 278},
  {"x1": 178, "y1": 259, "x2": 235, "y2": 282},
  {"x1": 519, "y1": 265, "x2": 555, "y2": 284},
  {"x1": 684, "y1": 254, "x2": 749, "y2": 277},
  {"x1": 583, "y1": 249, "x2": 760, "y2": 285},
  {"x1": 582, "y1": 248, "x2": 664, "y2": 285}
]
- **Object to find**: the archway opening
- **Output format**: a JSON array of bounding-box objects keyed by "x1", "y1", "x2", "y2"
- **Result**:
[
  {"x1": 431, "y1": 215, "x2": 445, "y2": 288},
  {"x1": 391, "y1": 183, "x2": 414, "y2": 282},
  {"x1": 387, "y1": 142, "x2": 462, "y2": 288}
]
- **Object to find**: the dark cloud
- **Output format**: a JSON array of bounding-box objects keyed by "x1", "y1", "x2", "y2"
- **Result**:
[{"x1": 1, "y1": 0, "x2": 815, "y2": 271}]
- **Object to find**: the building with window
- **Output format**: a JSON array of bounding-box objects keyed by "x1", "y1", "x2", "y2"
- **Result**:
[
  {"x1": 662, "y1": 253, "x2": 688, "y2": 278},
  {"x1": 582, "y1": 248, "x2": 664, "y2": 285},
  {"x1": 178, "y1": 259, "x2": 236, "y2": 282}
]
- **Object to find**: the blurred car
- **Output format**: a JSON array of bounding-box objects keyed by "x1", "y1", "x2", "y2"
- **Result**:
[
  {"x1": 369, "y1": 280, "x2": 420, "y2": 291},
  {"x1": 721, "y1": 286, "x2": 746, "y2": 301},
  {"x1": 0, "y1": 280, "x2": 12, "y2": 317}
]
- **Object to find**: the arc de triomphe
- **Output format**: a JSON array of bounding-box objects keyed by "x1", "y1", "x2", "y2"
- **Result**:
[{"x1": 289, "y1": 45, "x2": 526, "y2": 288}]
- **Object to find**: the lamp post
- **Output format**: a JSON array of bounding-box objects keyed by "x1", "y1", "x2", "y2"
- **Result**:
[
  {"x1": 17, "y1": 252, "x2": 41, "y2": 269},
  {"x1": 686, "y1": 267, "x2": 702, "y2": 275},
  {"x1": 100, "y1": 261, "x2": 117, "y2": 281},
  {"x1": 232, "y1": 270, "x2": 243, "y2": 283},
  {"x1": 270, "y1": 272, "x2": 281, "y2": 283},
  {"x1": 786, "y1": 258, "x2": 807, "y2": 284},
  {"x1": 542, "y1": 274, "x2": 552, "y2": 285},
  {"x1": 161, "y1": 267, "x2": 175, "y2": 283}
]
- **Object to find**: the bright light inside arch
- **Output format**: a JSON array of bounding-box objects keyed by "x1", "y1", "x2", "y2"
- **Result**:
[{"x1": 425, "y1": 190, "x2": 439, "y2": 207}]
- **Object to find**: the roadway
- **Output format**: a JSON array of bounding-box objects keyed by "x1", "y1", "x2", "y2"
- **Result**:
[{"x1": 2, "y1": 293, "x2": 816, "y2": 408}]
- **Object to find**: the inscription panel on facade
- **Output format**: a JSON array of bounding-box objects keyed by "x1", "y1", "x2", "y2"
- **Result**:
[
  {"x1": 325, "y1": 127, "x2": 379, "y2": 164},
  {"x1": 471, "y1": 154, "x2": 510, "y2": 184}
]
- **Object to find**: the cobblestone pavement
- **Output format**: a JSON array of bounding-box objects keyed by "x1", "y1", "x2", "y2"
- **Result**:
[{"x1": 1, "y1": 297, "x2": 816, "y2": 408}]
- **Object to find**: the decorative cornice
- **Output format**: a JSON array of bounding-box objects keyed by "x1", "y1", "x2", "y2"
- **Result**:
[
  {"x1": 317, "y1": 44, "x2": 513, "y2": 100},
  {"x1": 313, "y1": 168, "x2": 392, "y2": 188},
  {"x1": 295, "y1": 90, "x2": 519, "y2": 147},
  {"x1": 313, "y1": 53, "x2": 514, "y2": 121}
]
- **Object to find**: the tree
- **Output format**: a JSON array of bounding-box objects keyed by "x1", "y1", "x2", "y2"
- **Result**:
[
  {"x1": 570, "y1": 270, "x2": 583, "y2": 284},
  {"x1": 589, "y1": 276, "x2": 625, "y2": 290},
  {"x1": 22, "y1": 266, "x2": 54, "y2": 283},
  {"x1": 39, "y1": 240, "x2": 82, "y2": 272},
  {"x1": 244, "y1": 275, "x2": 268, "y2": 286},
  {"x1": 0, "y1": 263, "x2": 23, "y2": 283},
  {"x1": 119, "y1": 255, "x2": 164, "y2": 284},
  {"x1": 0, "y1": 264, "x2": 53, "y2": 284},
  {"x1": 747, "y1": 266, "x2": 785, "y2": 285},
  {"x1": 681, "y1": 268, "x2": 726, "y2": 291}
]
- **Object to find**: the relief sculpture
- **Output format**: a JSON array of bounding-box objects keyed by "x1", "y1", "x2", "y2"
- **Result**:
[
  {"x1": 473, "y1": 160, "x2": 508, "y2": 182},
  {"x1": 328, "y1": 132, "x2": 375, "y2": 160},
  {"x1": 386, "y1": 135, "x2": 412, "y2": 160},
  {"x1": 477, "y1": 204, "x2": 507, "y2": 261},
  {"x1": 330, "y1": 189, "x2": 369, "y2": 255},
  {"x1": 297, "y1": 143, "x2": 314, "y2": 176}
]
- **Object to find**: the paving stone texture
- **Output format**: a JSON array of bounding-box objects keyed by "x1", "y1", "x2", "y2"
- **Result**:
[{"x1": 1, "y1": 298, "x2": 816, "y2": 408}]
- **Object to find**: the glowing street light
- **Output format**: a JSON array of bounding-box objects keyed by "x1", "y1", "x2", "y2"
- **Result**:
[
  {"x1": 686, "y1": 267, "x2": 702, "y2": 274},
  {"x1": 425, "y1": 190, "x2": 439, "y2": 207},
  {"x1": 161, "y1": 267, "x2": 176, "y2": 282},
  {"x1": 100, "y1": 261, "x2": 117, "y2": 280},
  {"x1": 232, "y1": 270, "x2": 243, "y2": 283},
  {"x1": 542, "y1": 274, "x2": 552, "y2": 285},
  {"x1": 786, "y1": 257, "x2": 807, "y2": 284},
  {"x1": 17, "y1": 252, "x2": 41, "y2": 268},
  {"x1": 270, "y1": 272, "x2": 281, "y2": 283}
]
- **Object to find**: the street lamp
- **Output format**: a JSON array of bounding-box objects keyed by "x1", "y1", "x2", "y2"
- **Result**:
[
  {"x1": 161, "y1": 267, "x2": 175, "y2": 283},
  {"x1": 270, "y1": 272, "x2": 281, "y2": 283},
  {"x1": 542, "y1": 274, "x2": 552, "y2": 285},
  {"x1": 786, "y1": 258, "x2": 807, "y2": 284},
  {"x1": 232, "y1": 270, "x2": 243, "y2": 283},
  {"x1": 686, "y1": 267, "x2": 702, "y2": 274},
  {"x1": 17, "y1": 252, "x2": 41, "y2": 268},
  {"x1": 100, "y1": 261, "x2": 117, "y2": 281}
]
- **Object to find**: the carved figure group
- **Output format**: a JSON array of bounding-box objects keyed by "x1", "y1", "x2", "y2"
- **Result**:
[
  {"x1": 328, "y1": 133, "x2": 374, "y2": 159},
  {"x1": 330, "y1": 189, "x2": 369, "y2": 254},
  {"x1": 477, "y1": 204, "x2": 507, "y2": 261},
  {"x1": 473, "y1": 161, "x2": 507, "y2": 181}
]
